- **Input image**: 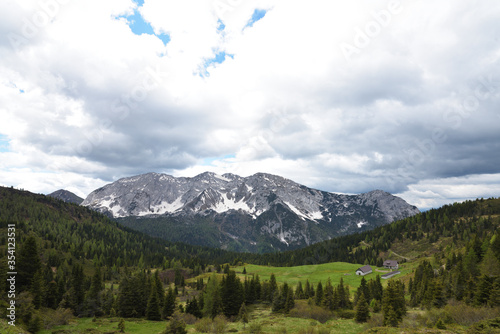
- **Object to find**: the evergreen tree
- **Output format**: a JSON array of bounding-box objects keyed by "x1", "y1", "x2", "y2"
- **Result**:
[
  {"x1": 30, "y1": 270, "x2": 45, "y2": 309},
  {"x1": 87, "y1": 266, "x2": 103, "y2": 308},
  {"x1": 295, "y1": 281, "x2": 305, "y2": 300},
  {"x1": 382, "y1": 280, "x2": 406, "y2": 326},
  {"x1": 480, "y1": 248, "x2": 500, "y2": 277},
  {"x1": 474, "y1": 275, "x2": 493, "y2": 306},
  {"x1": 146, "y1": 283, "x2": 162, "y2": 321},
  {"x1": 203, "y1": 274, "x2": 222, "y2": 319},
  {"x1": 315, "y1": 281, "x2": 324, "y2": 306},
  {"x1": 221, "y1": 270, "x2": 244, "y2": 318},
  {"x1": 355, "y1": 293, "x2": 370, "y2": 323},
  {"x1": 17, "y1": 235, "x2": 42, "y2": 291},
  {"x1": 269, "y1": 274, "x2": 278, "y2": 302},
  {"x1": 163, "y1": 287, "x2": 176, "y2": 319},
  {"x1": 322, "y1": 278, "x2": 335, "y2": 311},
  {"x1": 238, "y1": 303, "x2": 249, "y2": 329},
  {"x1": 185, "y1": 297, "x2": 202, "y2": 318},
  {"x1": 432, "y1": 279, "x2": 446, "y2": 308}
]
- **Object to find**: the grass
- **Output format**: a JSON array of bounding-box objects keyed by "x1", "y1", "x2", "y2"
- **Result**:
[
  {"x1": 38, "y1": 305, "x2": 367, "y2": 334},
  {"x1": 233, "y1": 262, "x2": 412, "y2": 293},
  {"x1": 38, "y1": 317, "x2": 167, "y2": 334}
]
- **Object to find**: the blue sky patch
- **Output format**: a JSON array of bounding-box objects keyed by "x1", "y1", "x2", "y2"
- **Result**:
[
  {"x1": 120, "y1": 1, "x2": 170, "y2": 45},
  {"x1": 199, "y1": 51, "x2": 234, "y2": 77},
  {"x1": 202, "y1": 154, "x2": 236, "y2": 166},
  {"x1": 245, "y1": 9, "x2": 267, "y2": 28},
  {"x1": 0, "y1": 135, "x2": 10, "y2": 153}
]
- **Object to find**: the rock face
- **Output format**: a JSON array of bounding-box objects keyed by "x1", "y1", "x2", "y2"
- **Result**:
[
  {"x1": 48, "y1": 189, "x2": 84, "y2": 205},
  {"x1": 82, "y1": 172, "x2": 419, "y2": 252}
]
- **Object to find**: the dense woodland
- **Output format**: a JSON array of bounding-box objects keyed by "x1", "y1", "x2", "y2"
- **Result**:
[{"x1": 0, "y1": 186, "x2": 499, "y2": 332}]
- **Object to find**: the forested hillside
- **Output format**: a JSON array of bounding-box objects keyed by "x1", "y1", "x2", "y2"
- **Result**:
[
  {"x1": 1, "y1": 187, "x2": 499, "y2": 333},
  {"x1": 245, "y1": 197, "x2": 500, "y2": 267}
]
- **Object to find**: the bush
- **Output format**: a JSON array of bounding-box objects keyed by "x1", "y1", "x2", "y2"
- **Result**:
[
  {"x1": 195, "y1": 318, "x2": 213, "y2": 333},
  {"x1": 179, "y1": 313, "x2": 197, "y2": 325},
  {"x1": 40, "y1": 308, "x2": 73, "y2": 329},
  {"x1": 289, "y1": 301, "x2": 334, "y2": 324},
  {"x1": 466, "y1": 316, "x2": 500, "y2": 334},
  {"x1": 443, "y1": 302, "x2": 499, "y2": 326},
  {"x1": 212, "y1": 315, "x2": 228, "y2": 334},
  {"x1": 365, "y1": 313, "x2": 384, "y2": 329},
  {"x1": 245, "y1": 322, "x2": 264, "y2": 334},
  {"x1": 164, "y1": 312, "x2": 187, "y2": 334},
  {"x1": 297, "y1": 327, "x2": 330, "y2": 334},
  {"x1": 336, "y1": 309, "x2": 356, "y2": 319}
]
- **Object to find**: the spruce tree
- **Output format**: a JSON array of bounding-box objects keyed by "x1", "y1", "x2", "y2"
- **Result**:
[
  {"x1": 146, "y1": 283, "x2": 162, "y2": 321},
  {"x1": 221, "y1": 270, "x2": 244, "y2": 318},
  {"x1": 355, "y1": 293, "x2": 370, "y2": 323},
  {"x1": 163, "y1": 287, "x2": 176, "y2": 319},
  {"x1": 315, "y1": 281, "x2": 324, "y2": 306},
  {"x1": 30, "y1": 269, "x2": 46, "y2": 309},
  {"x1": 238, "y1": 303, "x2": 249, "y2": 329},
  {"x1": 203, "y1": 274, "x2": 222, "y2": 319},
  {"x1": 17, "y1": 235, "x2": 42, "y2": 291},
  {"x1": 295, "y1": 281, "x2": 305, "y2": 300}
]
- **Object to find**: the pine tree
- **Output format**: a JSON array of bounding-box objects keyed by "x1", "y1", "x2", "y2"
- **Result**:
[
  {"x1": 474, "y1": 275, "x2": 493, "y2": 306},
  {"x1": 269, "y1": 274, "x2": 278, "y2": 303},
  {"x1": 480, "y1": 248, "x2": 500, "y2": 277},
  {"x1": 185, "y1": 297, "x2": 202, "y2": 318},
  {"x1": 382, "y1": 280, "x2": 406, "y2": 326},
  {"x1": 221, "y1": 270, "x2": 244, "y2": 318},
  {"x1": 315, "y1": 281, "x2": 324, "y2": 306},
  {"x1": 17, "y1": 235, "x2": 42, "y2": 291},
  {"x1": 238, "y1": 303, "x2": 249, "y2": 329},
  {"x1": 295, "y1": 281, "x2": 305, "y2": 300},
  {"x1": 146, "y1": 283, "x2": 162, "y2": 321},
  {"x1": 322, "y1": 278, "x2": 335, "y2": 311},
  {"x1": 88, "y1": 266, "x2": 103, "y2": 305},
  {"x1": 30, "y1": 270, "x2": 46, "y2": 309},
  {"x1": 163, "y1": 287, "x2": 176, "y2": 319},
  {"x1": 355, "y1": 293, "x2": 370, "y2": 323},
  {"x1": 432, "y1": 279, "x2": 446, "y2": 308},
  {"x1": 203, "y1": 274, "x2": 222, "y2": 319}
]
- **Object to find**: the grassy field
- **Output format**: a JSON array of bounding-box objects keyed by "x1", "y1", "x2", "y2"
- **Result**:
[
  {"x1": 37, "y1": 305, "x2": 367, "y2": 334},
  {"x1": 231, "y1": 262, "x2": 414, "y2": 292}
]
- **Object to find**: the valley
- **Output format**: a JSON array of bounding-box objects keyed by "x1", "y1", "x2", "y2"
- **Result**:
[{"x1": 0, "y1": 187, "x2": 499, "y2": 333}]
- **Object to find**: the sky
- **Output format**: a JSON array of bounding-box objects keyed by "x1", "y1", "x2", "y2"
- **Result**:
[{"x1": 0, "y1": 0, "x2": 499, "y2": 210}]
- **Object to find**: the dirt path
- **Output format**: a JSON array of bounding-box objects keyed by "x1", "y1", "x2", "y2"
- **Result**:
[{"x1": 389, "y1": 250, "x2": 411, "y2": 261}]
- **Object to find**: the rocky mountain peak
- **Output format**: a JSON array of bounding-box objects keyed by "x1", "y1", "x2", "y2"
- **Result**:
[{"x1": 82, "y1": 171, "x2": 420, "y2": 252}]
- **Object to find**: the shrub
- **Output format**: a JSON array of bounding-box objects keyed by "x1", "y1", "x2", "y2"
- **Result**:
[
  {"x1": 195, "y1": 318, "x2": 213, "y2": 333},
  {"x1": 164, "y1": 312, "x2": 187, "y2": 334},
  {"x1": 466, "y1": 316, "x2": 500, "y2": 334},
  {"x1": 289, "y1": 301, "x2": 334, "y2": 324},
  {"x1": 365, "y1": 313, "x2": 384, "y2": 329},
  {"x1": 212, "y1": 315, "x2": 228, "y2": 334},
  {"x1": 336, "y1": 309, "x2": 356, "y2": 319},
  {"x1": 246, "y1": 322, "x2": 264, "y2": 334},
  {"x1": 179, "y1": 313, "x2": 197, "y2": 325}
]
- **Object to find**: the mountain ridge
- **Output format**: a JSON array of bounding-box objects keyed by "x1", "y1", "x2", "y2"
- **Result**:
[{"x1": 82, "y1": 171, "x2": 420, "y2": 252}]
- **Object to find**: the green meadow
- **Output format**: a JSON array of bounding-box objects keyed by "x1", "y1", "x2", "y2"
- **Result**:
[{"x1": 232, "y1": 261, "x2": 413, "y2": 291}]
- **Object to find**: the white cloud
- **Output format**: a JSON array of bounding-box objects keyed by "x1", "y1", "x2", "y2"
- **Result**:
[{"x1": 0, "y1": 0, "x2": 499, "y2": 209}]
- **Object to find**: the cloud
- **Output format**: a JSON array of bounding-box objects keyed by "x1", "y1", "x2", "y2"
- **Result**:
[{"x1": 1, "y1": 0, "x2": 499, "y2": 210}]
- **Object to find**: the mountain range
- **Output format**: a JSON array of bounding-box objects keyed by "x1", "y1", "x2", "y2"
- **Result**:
[{"x1": 81, "y1": 172, "x2": 419, "y2": 252}]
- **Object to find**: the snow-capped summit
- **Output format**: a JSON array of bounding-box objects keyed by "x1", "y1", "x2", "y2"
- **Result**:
[{"x1": 82, "y1": 172, "x2": 419, "y2": 251}]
